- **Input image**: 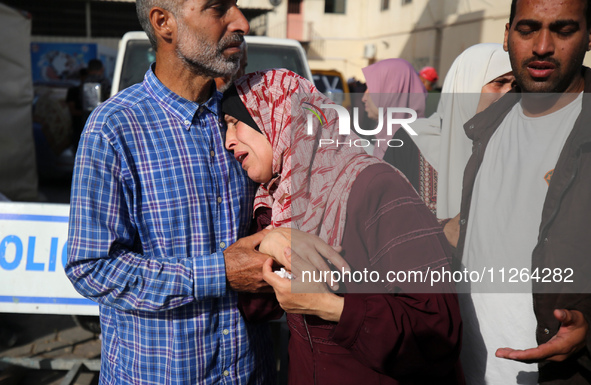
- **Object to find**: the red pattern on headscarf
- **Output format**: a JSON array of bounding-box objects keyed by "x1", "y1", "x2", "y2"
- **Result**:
[{"x1": 234, "y1": 69, "x2": 384, "y2": 246}]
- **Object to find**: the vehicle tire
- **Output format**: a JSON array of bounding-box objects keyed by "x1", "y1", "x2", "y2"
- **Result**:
[{"x1": 72, "y1": 315, "x2": 101, "y2": 334}]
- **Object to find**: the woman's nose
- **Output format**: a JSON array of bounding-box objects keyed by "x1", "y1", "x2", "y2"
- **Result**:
[{"x1": 225, "y1": 127, "x2": 237, "y2": 151}]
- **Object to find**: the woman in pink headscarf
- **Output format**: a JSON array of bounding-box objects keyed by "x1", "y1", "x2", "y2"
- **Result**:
[
  {"x1": 362, "y1": 59, "x2": 437, "y2": 212},
  {"x1": 223, "y1": 69, "x2": 463, "y2": 384}
]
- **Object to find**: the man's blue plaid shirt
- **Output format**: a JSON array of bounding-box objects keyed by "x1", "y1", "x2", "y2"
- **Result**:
[{"x1": 66, "y1": 67, "x2": 274, "y2": 384}]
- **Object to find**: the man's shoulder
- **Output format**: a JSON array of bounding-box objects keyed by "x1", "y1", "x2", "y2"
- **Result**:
[
  {"x1": 101, "y1": 83, "x2": 151, "y2": 115},
  {"x1": 464, "y1": 92, "x2": 520, "y2": 141},
  {"x1": 86, "y1": 83, "x2": 153, "y2": 133}
]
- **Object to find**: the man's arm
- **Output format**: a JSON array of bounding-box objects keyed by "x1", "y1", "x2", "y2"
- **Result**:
[{"x1": 67, "y1": 128, "x2": 268, "y2": 312}]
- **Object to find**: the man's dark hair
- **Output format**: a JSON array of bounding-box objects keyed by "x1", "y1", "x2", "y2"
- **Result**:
[
  {"x1": 509, "y1": 0, "x2": 591, "y2": 29},
  {"x1": 88, "y1": 59, "x2": 104, "y2": 72}
]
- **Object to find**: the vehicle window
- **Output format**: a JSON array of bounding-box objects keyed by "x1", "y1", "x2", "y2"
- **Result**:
[
  {"x1": 119, "y1": 40, "x2": 155, "y2": 91},
  {"x1": 245, "y1": 45, "x2": 307, "y2": 79},
  {"x1": 312, "y1": 74, "x2": 344, "y2": 93}
]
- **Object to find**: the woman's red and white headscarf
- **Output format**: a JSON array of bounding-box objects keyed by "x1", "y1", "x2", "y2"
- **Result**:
[{"x1": 233, "y1": 69, "x2": 382, "y2": 246}]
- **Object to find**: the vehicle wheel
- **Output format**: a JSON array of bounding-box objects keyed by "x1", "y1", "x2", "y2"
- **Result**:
[{"x1": 72, "y1": 315, "x2": 101, "y2": 334}]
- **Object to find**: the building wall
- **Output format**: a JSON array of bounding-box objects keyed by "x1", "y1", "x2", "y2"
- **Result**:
[
  {"x1": 297, "y1": 0, "x2": 591, "y2": 85},
  {"x1": 301, "y1": 0, "x2": 517, "y2": 84},
  {"x1": 262, "y1": 0, "x2": 289, "y2": 38}
]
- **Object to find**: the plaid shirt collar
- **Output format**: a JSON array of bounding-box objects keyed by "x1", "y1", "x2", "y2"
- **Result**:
[{"x1": 144, "y1": 64, "x2": 222, "y2": 131}]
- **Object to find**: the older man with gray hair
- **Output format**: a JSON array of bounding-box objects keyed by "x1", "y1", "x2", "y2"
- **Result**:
[{"x1": 66, "y1": 0, "x2": 277, "y2": 383}]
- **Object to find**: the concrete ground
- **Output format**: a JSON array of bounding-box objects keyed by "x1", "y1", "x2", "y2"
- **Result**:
[{"x1": 0, "y1": 314, "x2": 100, "y2": 385}]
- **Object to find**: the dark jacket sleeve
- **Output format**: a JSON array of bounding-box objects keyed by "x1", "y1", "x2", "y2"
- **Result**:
[
  {"x1": 238, "y1": 292, "x2": 284, "y2": 323},
  {"x1": 330, "y1": 163, "x2": 463, "y2": 380},
  {"x1": 569, "y1": 296, "x2": 591, "y2": 371}
]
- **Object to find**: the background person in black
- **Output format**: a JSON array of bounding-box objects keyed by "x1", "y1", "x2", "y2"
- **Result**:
[{"x1": 66, "y1": 59, "x2": 111, "y2": 151}]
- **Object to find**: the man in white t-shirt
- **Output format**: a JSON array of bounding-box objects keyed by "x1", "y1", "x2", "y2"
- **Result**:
[{"x1": 455, "y1": 0, "x2": 591, "y2": 383}]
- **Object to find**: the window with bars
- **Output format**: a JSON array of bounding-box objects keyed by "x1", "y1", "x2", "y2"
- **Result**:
[
  {"x1": 325, "y1": 0, "x2": 346, "y2": 14},
  {"x1": 288, "y1": 0, "x2": 302, "y2": 14},
  {"x1": 381, "y1": 0, "x2": 390, "y2": 11},
  {"x1": 401, "y1": 0, "x2": 412, "y2": 5}
]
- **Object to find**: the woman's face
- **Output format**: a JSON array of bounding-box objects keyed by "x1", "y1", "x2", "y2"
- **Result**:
[
  {"x1": 476, "y1": 72, "x2": 515, "y2": 113},
  {"x1": 362, "y1": 89, "x2": 380, "y2": 120},
  {"x1": 224, "y1": 115, "x2": 274, "y2": 184}
]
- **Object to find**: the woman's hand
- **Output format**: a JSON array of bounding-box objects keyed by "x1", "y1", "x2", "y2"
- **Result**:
[
  {"x1": 262, "y1": 248, "x2": 344, "y2": 322},
  {"x1": 259, "y1": 228, "x2": 349, "y2": 290},
  {"x1": 259, "y1": 228, "x2": 291, "y2": 266}
]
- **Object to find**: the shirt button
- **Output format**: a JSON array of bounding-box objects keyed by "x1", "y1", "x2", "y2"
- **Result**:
[
  {"x1": 469, "y1": 124, "x2": 474, "y2": 130},
  {"x1": 184, "y1": 120, "x2": 190, "y2": 126},
  {"x1": 223, "y1": 370, "x2": 230, "y2": 376},
  {"x1": 217, "y1": 197, "x2": 222, "y2": 203},
  {"x1": 459, "y1": 219, "x2": 466, "y2": 225},
  {"x1": 544, "y1": 328, "x2": 550, "y2": 334},
  {"x1": 544, "y1": 238, "x2": 549, "y2": 244},
  {"x1": 220, "y1": 242, "x2": 226, "y2": 249},
  {"x1": 223, "y1": 329, "x2": 229, "y2": 335},
  {"x1": 210, "y1": 150, "x2": 215, "y2": 157}
]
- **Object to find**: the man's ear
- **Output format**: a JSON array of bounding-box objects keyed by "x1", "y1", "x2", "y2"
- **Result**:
[
  {"x1": 503, "y1": 23, "x2": 510, "y2": 52},
  {"x1": 150, "y1": 7, "x2": 177, "y2": 45},
  {"x1": 588, "y1": 28, "x2": 591, "y2": 51}
]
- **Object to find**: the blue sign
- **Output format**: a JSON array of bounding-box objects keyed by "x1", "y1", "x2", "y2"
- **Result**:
[{"x1": 30, "y1": 42, "x2": 98, "y2": 85}]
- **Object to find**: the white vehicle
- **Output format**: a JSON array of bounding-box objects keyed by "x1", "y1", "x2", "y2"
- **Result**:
[{"x1": 111, "y1": 32, "x2": 312, "y2": 96}]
